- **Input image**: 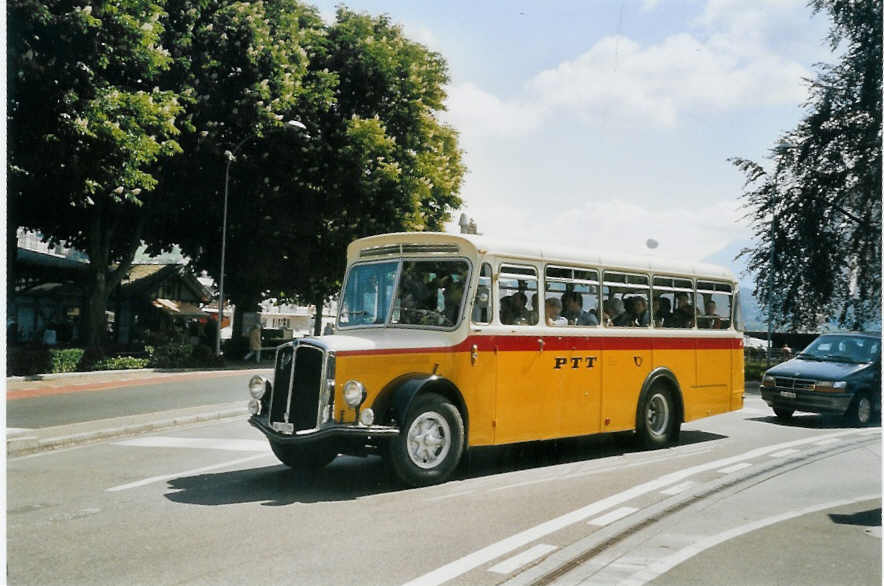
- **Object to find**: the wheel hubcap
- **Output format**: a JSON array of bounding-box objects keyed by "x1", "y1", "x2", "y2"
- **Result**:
[
  {"x1": 647, "y1": 393, "x2": 670, "y2": 438},
  {"x1": 858, "y1": 396, "x2": 871, "y2": 424},
  {"x1": 407, "y1": 412, "x2": 451, "y2": 469}
]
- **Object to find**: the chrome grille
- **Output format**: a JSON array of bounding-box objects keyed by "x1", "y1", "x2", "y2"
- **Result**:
[
  {"x1": 774, "y1": 377, "x2": 816, "y2": 392},
  {"x1": 268, "y1": 341, "x2": 330, "y2": 434}
]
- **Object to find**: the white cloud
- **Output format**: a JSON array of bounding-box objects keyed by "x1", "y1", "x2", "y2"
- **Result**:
[
  {"x1": 450, "y1": 198, "x2": 748, "y2": 263},
  {"x1": 444, "y1": 2, "x2": 817, "y2": 135}
]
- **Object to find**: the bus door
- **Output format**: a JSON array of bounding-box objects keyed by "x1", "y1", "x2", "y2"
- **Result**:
[
  {"x1": 493, "y1": 264, "x2": 558, "y2": 443},
  {"x1": 600, "y1": 272, "x2": 653, "y2": 432},
  {"x1": 693, "y1": 282, "x2": 734, "y2": 416}
]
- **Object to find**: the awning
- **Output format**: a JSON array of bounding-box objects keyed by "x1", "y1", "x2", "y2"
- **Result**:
[{"x1": 152, "y1": 298, "x2": 209, "y2": 318}]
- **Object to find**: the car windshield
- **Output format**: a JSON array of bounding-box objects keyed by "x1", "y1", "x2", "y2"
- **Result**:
[
  {"x1": 339, "y1": 259, "x2": 470, "y2": 329},
  {"x1": 799, "y1": 335, "x2": 881, "y2": 364}
]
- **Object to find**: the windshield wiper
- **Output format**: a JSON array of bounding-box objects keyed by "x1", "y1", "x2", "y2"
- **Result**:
[{"x1": 796, "y1": 353, "x2": 820, "y2": 361}]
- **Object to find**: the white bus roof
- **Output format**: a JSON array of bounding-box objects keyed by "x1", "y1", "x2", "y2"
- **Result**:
[{"x1": 348, "y1": 232, "x2": 737, "y2": 282}]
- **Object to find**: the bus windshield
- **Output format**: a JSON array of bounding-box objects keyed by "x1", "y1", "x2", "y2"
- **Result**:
[{"x1": 339, "y1": 259, "x2": 470, "y2": 329}]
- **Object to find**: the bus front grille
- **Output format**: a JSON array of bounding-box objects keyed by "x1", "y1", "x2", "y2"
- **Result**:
[{"x1": 268, "y1": 343, "x2": 324, "y2": 433}]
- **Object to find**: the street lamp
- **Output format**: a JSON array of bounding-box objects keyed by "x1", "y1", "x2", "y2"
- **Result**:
[{"x1": 215, "y1": 120, "x2": 308, "y2": 356}]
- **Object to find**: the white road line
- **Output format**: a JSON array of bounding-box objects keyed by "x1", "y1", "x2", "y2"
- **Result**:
[
  {"x1": 620, "y1": 493, "x2": 881, "y2": 586},
  {"x1": 660, "y1": 481, "x2": 695, "y2": 496},
  {"x1": 716, "y1": 462, "x2": 752, "y2": 474},
  {"x1": 814, "y1": 438, "x2": 842, "y2": 446},
  {"x1": 401, "y1": 428, "x2": 873, "y2": 586},
  {"x1": 488, "y1": 544, "x2": 558, "y2": 575},
  {"x1": 114, "y1": 436, "x2": 270, "y2": 452},
  {"x1": 106, "y1": 454, "x2": 270, "y2": 492},
  {"x1": 425, "y1": 489, "x2": 476, "y2": 503},
  {"x1": 588, "y1": 507, "x2": 638, "y2": 527},
  {"x1": 768, "y1": 448, "x2": 801, "y2": 458}
]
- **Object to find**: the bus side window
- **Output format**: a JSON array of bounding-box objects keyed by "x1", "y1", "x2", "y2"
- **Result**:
[
  {"x1": 498, "y1": 264, "x2": 538, "y2": 326},
  {"x1": 696, "y1": 282, "x2": 733, "y2": 329},
  {"x1": 472, "y1": 263, "x2": 493, "y2": 324}
]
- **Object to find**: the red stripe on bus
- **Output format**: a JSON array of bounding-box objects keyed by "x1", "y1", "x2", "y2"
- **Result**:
[{"x1": 335, "y1": 335, "x2": 742, "y2": 356}]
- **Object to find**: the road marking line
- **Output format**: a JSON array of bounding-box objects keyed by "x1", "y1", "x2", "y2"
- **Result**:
[
  {"x1": 425, "y1": 489, "x2": 476, "y2": 502},
  {"x1": 114, "y1": 436, "x2": 270, "y2": 452},
  {"x1": 402, "y1": 428, "x2": 873, "y2": 586},
  {"x1": 814, "y1": 438, "x2": 841, "y2": 446},
  {"x1": 588, "y1": 507, "x2": 638, "y2": 527},
  {"x1": 620, "y1": 493, "x2": 881, "y2": 586},
  {"x1": 716, "y1": 462, "x2": 752, "y2": 474},
  {"x1": 488, "y1": 544, "x2": 558, "y2": 575},
  {"x1": 106, "y1": 454, "x2": 269, "y2": 492},
  {"x1": 660, "y1": 481, "x2": 695, "y2": 496},
  {"x1": 768, "y1": 448, "x2": 800, "y2": 458}
]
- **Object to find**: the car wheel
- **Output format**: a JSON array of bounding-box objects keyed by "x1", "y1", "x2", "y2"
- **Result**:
[
  {"x1": 636, "y1": 384, "x2": 679, "y2": 449},
  {"x1": 270, "y1": 442, "x2": 337, "y2": 471},
  {"x1": 387, "y1": 393, "x2": 465, "y2": 487},
  {"x1": 773, "y1": 407, "x2": 795, "y2": 420},
  {"x1": 848, "y1": 392, "x2": 873, "y2": 427}
]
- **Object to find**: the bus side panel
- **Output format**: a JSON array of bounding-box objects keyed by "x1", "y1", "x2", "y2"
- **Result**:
[
  {"x1": 653, "y1": 342, "x2": 697, "y2": 419},
  {"x1": 694, "y1": 345, "x2": 732, "y2": 418},
  {"x1": 559, "y1": 338, "x2": 602, "y2": 438},
  {"x1": 601, "y1": 346, "x2": 651, "y2": 432},
  {"x1": 451, "y1": 340, "x2": 496, "y2": 446},
  {"x1": 494, "y1": 343, "x2": 561, "y2": 444},
  {"x1": 731, "y1": 346, "x2": 745, "y2": 411}
]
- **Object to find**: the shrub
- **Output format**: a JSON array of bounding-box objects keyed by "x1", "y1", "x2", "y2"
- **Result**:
[
  {"x1": 190, "y1": 344, "x2": 219, "y2": 367},
  {"x1": 77, "y1": 347, "x2": 107, "y2": 371},
  {"x1": 147, "y1": 343, "x2": 193, "y2": 369},
  {"x1": 91, "y1": 355, "x2": 150, "y2": 371},
  {"x1": 49, "y1": 348, "x2": 86, "y2": 373}
]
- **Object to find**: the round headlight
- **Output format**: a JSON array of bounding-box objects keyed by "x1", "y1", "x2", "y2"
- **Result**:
[
  {"x1": 249, "y1": 375, "x2": 267, "y2": 399},
  {"x1": 359, "y1": 408, "x2": 375, "y2": 426},
  {"x1": 343, "y1": 380, "x2": 366, "y2": 408},
  {"x1": 248, "y1": 399, "x2": 261, "y2": 415}
]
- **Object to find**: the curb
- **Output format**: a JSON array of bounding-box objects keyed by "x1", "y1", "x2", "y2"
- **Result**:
[
  {"x1": 6, "y1": 365, "x2": 272, "y2": 383},
  {"x1": 7, "y1": 404, "x2": 248, "y2": 458}
]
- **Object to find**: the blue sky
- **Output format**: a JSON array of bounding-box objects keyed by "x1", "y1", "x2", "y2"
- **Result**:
[{"x1": 310, "y1": 0, "x2": 835, "y2": 267}]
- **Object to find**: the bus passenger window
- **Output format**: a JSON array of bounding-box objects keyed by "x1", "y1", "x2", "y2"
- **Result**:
[
  {"x1": 652, "y1": 277, "x2": 694, "y2": 328},
  {"x1": 472, "y1": 263, "x2": 493, "y2": 324},
  {"x1": 696, "y1": 282, "x2": 733, "y2": 329},
  {"x1": 545, "y1": 265, "x2": 600, "y2": 327},
  {"x1": 603, "y1": 272, "x2": 650, "y2": 327},
  {"x1": 499, "y1": 264, "x2": 538, "y2": 326}
]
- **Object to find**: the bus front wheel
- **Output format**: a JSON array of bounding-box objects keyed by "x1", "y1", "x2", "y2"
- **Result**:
[
  {"x1": 637, "y1": 385, "x2": 679, "y2": 449},
  {"x1": 387, "y1": 393, "x2": 465, "y2": 487}
]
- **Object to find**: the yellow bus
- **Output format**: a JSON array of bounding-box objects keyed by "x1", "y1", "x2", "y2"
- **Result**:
[{"x1": 248, "y1": 232, "x2": 745, "y2": 486}]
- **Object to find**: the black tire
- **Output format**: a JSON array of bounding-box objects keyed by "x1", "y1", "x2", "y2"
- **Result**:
[
  {"x1": 636, "y1": 385, "x2": 679, "y2": 449},
  {"x1": 387, "y1": 393, "x2": 465, "y2": 487},
  {"x1": 773, "y1": 407, "x2": 795, "y2": 420},
  {"x1": 847, "y1": 392, "x2": 873, "y2": 427},
  {"x1": 270, "y1": 442, "x2": 337, "y2": 471}
]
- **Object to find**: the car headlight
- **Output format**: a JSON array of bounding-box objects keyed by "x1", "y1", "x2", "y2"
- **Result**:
[
  {"x1": 248, "y1": 399, "x2": 261, "y2": 415},
  {"x1": 343, "y1": 380, "x2": 366, "y2": 408},
  {"x1": 815, "y1": 380, "x2": 847, "y2": 392},
  {"x1": 249, "y1": 375, "x2": 268, "y2": 399},
  {"x1": 762, "y1": 375, "x2": 776, "y2": 387}
]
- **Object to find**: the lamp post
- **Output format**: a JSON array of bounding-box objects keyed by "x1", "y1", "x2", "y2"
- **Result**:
[{"x1": 215, "y1": 120, "x2": 307, "y2": 356}]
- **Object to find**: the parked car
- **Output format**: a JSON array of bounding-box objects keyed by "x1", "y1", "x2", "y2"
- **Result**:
[{"x1": 761, "y1": 332, "x2": 881, "y2": 425}]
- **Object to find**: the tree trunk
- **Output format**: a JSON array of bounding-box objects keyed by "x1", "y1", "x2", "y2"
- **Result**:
[
  {"x1": 313, "y1": 293, "x2": 325, "y2": 336},
  {"x1": 83, "y1": 272, "x2": 108, "y2": 350}
]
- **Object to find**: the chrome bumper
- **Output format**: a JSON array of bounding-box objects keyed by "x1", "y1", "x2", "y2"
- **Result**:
[{"x1": 250, "y1": 416, "x2": 399, "y2": 445}]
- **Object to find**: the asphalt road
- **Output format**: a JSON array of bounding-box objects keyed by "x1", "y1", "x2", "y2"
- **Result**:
[
  {"x1": 7, "y1": 394, "x2": 881, "y2": 585},
  {"x1": 7, "y1": 370, "x2": 270, "y2": 428}
]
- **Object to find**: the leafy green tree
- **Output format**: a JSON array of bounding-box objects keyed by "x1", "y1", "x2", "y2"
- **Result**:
[
  {"x1": 732, "y1": 0, "x2": 881, "y2": 330},
  {"x1": 8, "y1": 0, "x2": 183, "y2": 348},
  {"x1": 162, "y1": 5, "x2": 465, "y2": 338}
]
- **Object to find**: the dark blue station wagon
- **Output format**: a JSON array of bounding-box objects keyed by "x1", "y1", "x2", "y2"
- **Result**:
[{"x1": 761, "y1": 333, "x2": 881, "y2": 425}]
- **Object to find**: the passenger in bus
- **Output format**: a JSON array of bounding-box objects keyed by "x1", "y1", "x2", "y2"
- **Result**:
[
  {"x1": 441, "y1": 277, "x2": 465, "y2": 326},
  {"x1": 614, "y1": 296, "x2": 642, "y2": 327},
  {"x1": 653, "y1": 296, "x2": 671, "y2": 327},
  {"x1": 670, "y1": 293, "x2": 694, "y2": 328},
  {"x1": 501, "y1": 292, "x2": 529, "y2": 325},
  {"x1": 545, "y1": 297, "x2": 567, "y2": 326},
  {"x1": 527, "y1": 293, "x2": 539, "y2": 324},
  {"x1": 700, "y1": 299, "x2": 721, "y2": 329},
  {"x1": 637, "y1": 297, "x2": 650, "y2": 326},
  {"x1": 603, "y1": 298, "x2": 624, "y2": 327},
  {"x1": 562, "y1": 292, "x2": 599, "y2": 326}
]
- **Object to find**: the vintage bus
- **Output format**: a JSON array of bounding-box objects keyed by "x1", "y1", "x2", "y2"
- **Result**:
[{"x1": 248, "y1": 232, "x2": 745, "y2": 486}]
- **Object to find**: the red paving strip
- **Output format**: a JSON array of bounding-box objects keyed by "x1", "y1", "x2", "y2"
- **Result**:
[{"x1": 7, "y1": 371, "x2": 251, "y2": 400}]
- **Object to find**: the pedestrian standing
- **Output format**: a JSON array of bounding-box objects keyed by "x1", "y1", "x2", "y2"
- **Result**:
[{"x1": 244, "y1": 325, "x2": 262, "y2": 363}]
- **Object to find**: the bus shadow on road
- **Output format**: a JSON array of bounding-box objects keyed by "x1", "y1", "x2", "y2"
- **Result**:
[
  {"x1": 458, "y1": 430, "x2": 727, "y2": 481},
  {"x1": 746, "y1": 413, "x2": 881, "y2": 429},
  {"x1": 163, "y1": 431, "x2": 727, "y2": 507},
  {"x1": 164, "y1": 455, "x2": 399, "y2": 507}
]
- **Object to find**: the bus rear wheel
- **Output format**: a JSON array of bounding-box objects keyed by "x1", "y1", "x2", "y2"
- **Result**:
[
  {"x1": 270, "y1": 442, "x2": 337, "y2": 471},
  {"x1": 637, "y1": 385, "x2": 679, "y2": 449},
  {"x1": 387, "y1": 393, "x2": 464, "y2": 487}
]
